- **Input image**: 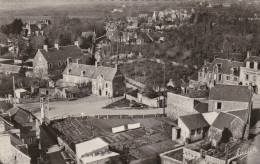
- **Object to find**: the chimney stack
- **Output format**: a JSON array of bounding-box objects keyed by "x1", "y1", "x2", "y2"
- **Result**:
[
  {"x1": 74, "y1": 41, "x2": 79, "y2": 47},
  {"x1": 247, "y1": 51, "x2": 250, "y2": 58},
  {"x1": 55, "y1": 44, "x2": 59, "y2": 50},
  {"x1": 43, "y1": 45, "x2": 48, "y2": 52},
  {"x1": 67, "y1": 57, "x2": 71, "y2": 65},
  {"x1": 95, "y1": 61, "x2": 98, "y2": 68},
  {"x1": 115, "y1": 64, "x2": 117, "y2": 70}
]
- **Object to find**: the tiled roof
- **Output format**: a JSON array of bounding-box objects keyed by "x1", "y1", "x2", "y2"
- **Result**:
[
  {"x1": 199, "y1": 58, "x2": 242, "y2": 76},
  {"x1": 242, "y1": 56, "x2": 260, "y2": 67},
  {"x1": 39, "y1": 45, "x2": 84, "y2": 63},
  {"x1": 179, "y1": 114, "x2": 209, "y2": 130},
  {"x1": 227, "y1": 109, "x2": 247, "y2": 122},
  {"x1": 211, "y1": 112, "x2": 237, "y2": 130},
  {"x1": 0, "y1": 64, "x2": 22, "y2": 73},
  {"x1": 63, "y1": 63, "x2": 118, "y2": 81},
  {"x1": 209, "y1": 85, "x2": 251, "y2": 102},
  {"x1": 29, "y1": 24, "x2": 40, "y2": 32}
]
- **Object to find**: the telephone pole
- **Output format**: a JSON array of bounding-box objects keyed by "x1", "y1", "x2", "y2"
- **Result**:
[{"x1": 163, "y1": 62, "x2": 166, "y2": 116}]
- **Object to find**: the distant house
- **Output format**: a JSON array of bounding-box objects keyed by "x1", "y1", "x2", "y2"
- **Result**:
[
  {"x1": 55, "y1": 86, "x2": 81, "y2": 99},
  {"x1": 240, "y1": 54, "x2": 260, "y2": 93},
  {"x1": 14, "y1": 88, "x2": 29, "y2": 99},
  {"x1": 208, "y1": 110, "x2": 247, "y2": 146},
  {"x1": 24, "y1": 19, "x2": 50, "y2": 36},
  {"x1": 177, "y1": 113, "x2": 209, "y2": 143},
  {"x1": 208, "y1": 85, "x2": 251, "y2": 112},
  {"x1": 0, "y1": 64, "x2": 25, "y2": 77},
  {"x1": 63, "y1": 62, "x2": 125, "y2": 97},
  {"x1": 33, "y1": 42, "x2": 84, "y2": 78},
  {"x1": 198, "y1": 58, "x2": 242, "y2": 88}
]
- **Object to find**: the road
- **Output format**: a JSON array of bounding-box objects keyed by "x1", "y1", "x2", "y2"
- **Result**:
[{"x1": 17, "y1": 95, "x2": 163, "y2": 120}]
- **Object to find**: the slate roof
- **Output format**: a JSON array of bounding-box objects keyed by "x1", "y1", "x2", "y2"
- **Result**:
[
  {"x1": 39, "y1": 45, "x2": 84, "y2": 63},
  {"x1": 194, "y1": 101, "x2": 208, "y2": 113},
  {"x1": 209, "y1": 85, "x2": 251, "y2": 102},
  {"x1": 227, "y1": 109, "x2": 247, "y2": 122},
  {"x1": 211, "y1": 112, "x2": 246, "y2": 130},
  {"x1": 179, "y1": 113, "x2": 209, "y2": 130},
  {"x1": 199, "y1": 58, "x2": 242, "y2": 76},
  {"x1": 0, "y1": 64, "x2": 22, "y2": 73},
  {"x1": 63, "y1": 63, "x2": 118, "y2": 81},
  {"x1": 242, "y1": 56, "x2": 260, "y2": 67}
]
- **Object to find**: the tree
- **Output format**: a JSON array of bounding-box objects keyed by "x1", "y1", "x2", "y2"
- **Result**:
[{"x1": 0, "y1": 18, "x2": 23, "y2": 35}]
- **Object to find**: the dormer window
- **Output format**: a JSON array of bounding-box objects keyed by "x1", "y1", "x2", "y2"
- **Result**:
[
  {"x1": 250, "y1": 61, "x2": 254, "y2": 69},
  {"x1": 217, "y1": 63, "x2": 222, "y2": 69}
]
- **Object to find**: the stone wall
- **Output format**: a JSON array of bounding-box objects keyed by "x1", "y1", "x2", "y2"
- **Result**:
[
  {"x1": 208, "y1": 100, "x2": 248, "y2": 112},
  {"x1": 0, "y1": 134, "x2": 31, "y2": 164},
  {"x1": 166, "y1": 93, "x2": 198, "y2": 120}
]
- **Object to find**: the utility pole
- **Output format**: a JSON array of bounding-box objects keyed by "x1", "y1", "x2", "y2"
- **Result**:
[
  {"x1": 13, "y1": 76, "x2": 16, "y2": 104},
  {"x1": 163, "y1": 62, "x2": 166, "y2": 116}
]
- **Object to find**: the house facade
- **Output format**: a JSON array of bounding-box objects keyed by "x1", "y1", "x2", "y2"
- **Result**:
[
  {"x1": 198, "y1": 58, "x2": 242, "y2": 88},
  {"x1": 63, "y1": 62, "x2": 125, "y2": 97},
  {"x1": 33, "y1": 42, "x2": 84, "y2": 78},
  {"x1": 178, "y1": 114, "x2": 209, "y2": 143},
  {"x1": 208, "y1": 85, "x2": 250, "y2": 112},
  {"x1": 240, "y1": 55, "x2": 260, "y2": 93}
]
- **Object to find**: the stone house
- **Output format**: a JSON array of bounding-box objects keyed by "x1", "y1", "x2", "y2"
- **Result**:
[
  {"x1": 4, "y1": 106, "x2": 40, "y2": 146},
  {"x1": 198, "y1": 58, "x2": 242, "y2": 88},
  {"x1": 240, "y1": 54, "x2": 260, "y2": 93},
  {"x1": 33, "y1": 42, "x2": 84, "y2": 78},
  {"x1": 177, "y1": 113, "x2": 209, "y2": 143},
  {"x1": 208, "y1": 85, "x2": 251, "y2": 112},
  {"x1": 208, "y1": 110, "x2": 247, "y2": 146},
  {"x1": 62, "y1": 62, "x2": 125, "y2": 97}
]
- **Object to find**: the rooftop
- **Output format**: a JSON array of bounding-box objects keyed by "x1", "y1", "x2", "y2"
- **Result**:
[
  {"x1": 179, "y1": 113, "x2": 209, "y2": 130},
  {"x1": 209, "y1": 84, "x2": 251, "y2": 102}
]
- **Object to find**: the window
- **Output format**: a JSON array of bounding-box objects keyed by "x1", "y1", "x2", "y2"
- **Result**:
[
  {"x1": 226, "y1": 76, "x2": 230, "y2": 80},
  {"x1": 258, "y1": 63, "x2": 260, "y2": 70},
  {"x1": 234, "y1": 77, "x2": 238, "y2": 82},
  {"x1": 217, "y1": 102, "x2": 222, "y2": 110},
  {"x1": 106, "y1": 83, "x2": 108, "y2": 88},
  {"x1": 191, "y1": 130, "x2": 195, "y2": 135},
  {"x1": 197, "y1": 128, "x2": 201, "y2": 134},
  {"x1": 29, "y1": 137, "x2": 33, "y2": 144},
  {"x1": 106, "y1": 91, "x2": 108, "y2": 95},
  {"x1": 250, "y1": 61, "x2": 254, "y2": 69},
  {"x1": 246, "y1": 74, "x2": 249, "y2": 81},
  {"x1": 49, "y1": 63, "x2": 53, "y2": 68},
  {"x1": 218, "y1": 74, "x2": 222, "y2": 81},
  {"x1": 58, "y1": 61, "x2": 62, "y2": 67}
]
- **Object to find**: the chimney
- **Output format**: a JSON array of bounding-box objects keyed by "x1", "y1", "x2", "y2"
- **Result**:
[
  {"x1": 43, "y1": 45, "x2": 48, "y2": 52},
  {"x1": 40, "y1": 31, "x2": 44, "y2": 36},
  {"x1": 67, "y1": 57, "x2": 71, "y2": 65},
  {"x1": 247, "y1": 51, "x2": 250, "y2": 58},
  {"x1": 55, "y1": 44, "x2": 59, "y2": 50},
  {"x1": 95, "y1": 61, "x2": 98, "y2": 68},
  {"x1": 74, "y1": 41, "x2": 79, "y2": 47},
  {"x1": 76, "y1": 58, "x2": 80, "y2": 64},
  {"x1": 115, "y1": 64, "x2": 117, "y2": 70}
]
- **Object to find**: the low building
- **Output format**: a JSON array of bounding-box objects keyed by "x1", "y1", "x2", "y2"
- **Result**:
[
  {"x1": 62, "y1": 62, "x2": 125, "y2": 97},
  {"x1": 208, "y1": 110, "x2": 247, "y2": 146},
  {"x1": 75, "y1": 137, "x2": 119, "y2": 164},
  {"x1": 55, "y1": 86, "x2": 82, "y2": 99},
  {"x1": 0, "y1": 63, "x2": 25, "y2": 77},
  {"x1": 177, "y1": 114, "x2": 209, "y2": 143},
  {"x1": 208, "y1": 85, "x2": 251, "y2": 112}
]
